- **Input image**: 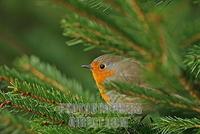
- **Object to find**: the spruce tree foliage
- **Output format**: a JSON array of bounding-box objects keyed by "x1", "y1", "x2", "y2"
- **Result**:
[{"x1": 0, "y1": 0, "x2": 200, "y2": 134}]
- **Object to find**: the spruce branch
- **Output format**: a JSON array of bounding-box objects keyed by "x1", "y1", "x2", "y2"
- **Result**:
[
  {"x1": 0, "y1": 92, "x2": 154, "y2": 134},
  {"x1": 154, "y1": 117, "x2": 200, "y2": 134},
  {"x1": 184, "y1": 43, "x2": 200, "y2": 80},
  {"x1": 0, "y1": 66, "x2": 58, "y2": 91},
  {"x1": 0, "y1": 63, "x2": 157, "y2": 133},
  {"x1": 107, "y1": 82, "x2": 200, "y2": 113},
  {"x1": 0, "y1": 66, "x2": 83, "y2": 103},
  {"x1": 31, "y1": 118, "x2": 154, "y2": 134},
  {"x1": 9, "y1": 79, "x2": 78, "y2": 104},
  {"x1": 61, "y1": 14, "x2": 144, "y2": 58},
  {"x1": 0, "y1": 91, "x2": 69, "y2": 126},
  {"x1": 58, "y1": 0, "x2": 186, "y2": 64},
  {"x1": 14, "y1": 55, "x2": 85, "y2": 99},
  {"x1": 55, "y1": 0, "x2": 155, "y2": 60}
]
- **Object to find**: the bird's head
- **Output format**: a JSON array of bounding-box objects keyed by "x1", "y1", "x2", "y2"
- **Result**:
[{"x1": 81, "y1": 54, "x2": 122, "y2": 84}]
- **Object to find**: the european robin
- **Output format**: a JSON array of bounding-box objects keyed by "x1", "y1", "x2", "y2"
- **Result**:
[{"x1": 82, "y1": 54, "x2": 146, "y2": 113}]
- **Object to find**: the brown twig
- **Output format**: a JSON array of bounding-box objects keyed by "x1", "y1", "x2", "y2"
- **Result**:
[
  {"x1": 158, "y1": 27, "x2": 168, "y2": 64},
  {"x1": 0, "y1": 100, "x2": 12, "y2": 108},
  {"x1": 128, "y1": 0, "x2": 149, "y2": 32},
  {"x1": 20, "y1": 63, "x2": 70, "y2": 96},
  {"x1": 182, "y1": 33, "x2": 200, "y2": 47},
  {"x1": 71, "y1": 33, "x2": 125, "y2": 55},
  {"x1": 0, "y1": 76, "x2": 59, "y2": 105},
  {"x1": 1, "y1": 100, "x2": 66, "y2": 126},
  {"x1": 146, "y1": 13, "x2": 168, "y2": 64},
  {"x1": 106, "y1": 0, "x2": 128, "y2": 16},
  {"x1": 179, "y1": 76, "x2": 200, "y2": 101},
  {"x1": 20, "y1": 91, "x2": 57, "y2": 105}
]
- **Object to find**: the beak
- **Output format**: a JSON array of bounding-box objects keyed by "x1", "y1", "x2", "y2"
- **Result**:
[{"x1": 81, "y1": 64, "x2": 92, "y2": 69}]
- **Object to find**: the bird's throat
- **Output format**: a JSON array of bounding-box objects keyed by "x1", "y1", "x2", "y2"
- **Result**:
[
  {"x1": 96, "y1": 82, "x2": 110, "y2": 103},
  {"x1": 91, "y1": 69, "x2": 114, "y2": 103}
]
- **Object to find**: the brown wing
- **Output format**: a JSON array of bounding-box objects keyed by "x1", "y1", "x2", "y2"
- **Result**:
[{"x1": 114, "y1": 58, "x2": 145, "y2": 86}]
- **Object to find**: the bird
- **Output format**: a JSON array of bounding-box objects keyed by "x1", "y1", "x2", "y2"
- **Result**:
[{"x1": 81, "y1": 54, "x2": 147, "y2": 114}]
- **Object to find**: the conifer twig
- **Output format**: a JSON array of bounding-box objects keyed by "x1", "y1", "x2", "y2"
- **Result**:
[
  {"x1": 128, "y1": 0, "x2": 149, "y2": 32},
  {"x1": 154, "y1": 117, "x2": 200, "y2": 134},
  {"x1": 53, "y1": 0, "x2": 151, "y2": 60},
  {"x1": 183, "y1": 33, "x2": 200, "y2": 47},
  {"x1": 179, "y1": 76, "x2": 200, "y2": 101}
]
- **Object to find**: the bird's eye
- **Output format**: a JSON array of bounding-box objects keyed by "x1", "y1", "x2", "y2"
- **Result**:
[{"x1": 99, "y1": 64, "x2": 105, "y2": 69}]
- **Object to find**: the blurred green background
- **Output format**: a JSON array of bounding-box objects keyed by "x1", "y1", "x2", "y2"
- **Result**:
[{"x1": 0, "y1": 0, "x2": 100, "y2": 96}]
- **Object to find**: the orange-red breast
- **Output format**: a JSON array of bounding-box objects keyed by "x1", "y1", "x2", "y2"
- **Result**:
[{"x1": 82, "y1": 54, "x2": 146, "y2": 113}]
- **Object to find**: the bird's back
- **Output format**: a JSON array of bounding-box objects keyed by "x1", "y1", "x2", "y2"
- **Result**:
[{"x1": 106, "y1": 57, "x2": 145, "y2": 86}]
